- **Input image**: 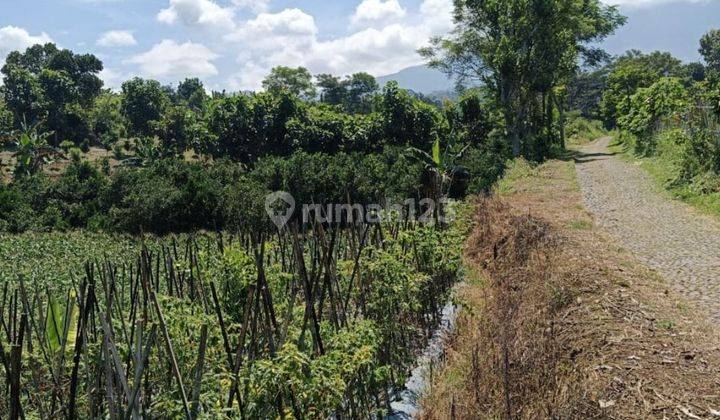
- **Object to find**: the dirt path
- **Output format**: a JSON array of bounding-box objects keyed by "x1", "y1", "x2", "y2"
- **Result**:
[{"x1": 575, "y1": 136, "x2": 720, "y2": 320}]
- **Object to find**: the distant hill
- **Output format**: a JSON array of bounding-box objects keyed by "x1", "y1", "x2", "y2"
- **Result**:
[{"x1": 377, "y1": 65, "x2": 457, "y2": 95}]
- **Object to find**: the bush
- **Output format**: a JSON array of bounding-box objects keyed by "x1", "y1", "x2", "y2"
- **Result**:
[
  {"x1": 48, "y1": 160, "x2": 106, "y2": 228},
  {"x1": 103, "y1": 160, "x2": 226, "y2": 233},
  {"x1": 564, "y1": 112, "x2": 606, "y2": 145}
]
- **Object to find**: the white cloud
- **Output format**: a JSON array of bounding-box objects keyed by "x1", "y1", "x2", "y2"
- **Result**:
[
  {"x1": 351, "y1": 0, "x2": 406, "y2": 27},
  {"x1": 420, "y1": 0, "x2": 454, "y2": 32},
  {"x1": 125, "y1": 40, "x2": 219, "y2": 80},
  {"x1": 226, "y1": 1, "x2": 454, "y2": 90},
  {"x1": 96, "y1": 30, "x2": 137, "y2": 47},
  {"x1": 228, "y1": 8, "x2": 317, "y2": 40},
  {"x1": 0, "y1": 26, "x2": 52, "y2": 67},
  {"x1": 99, "y1": 67, "x2": 129, "y2": 90},
  {"x1": 158, "y1": 0, "x2": 235, "y2": 31}
]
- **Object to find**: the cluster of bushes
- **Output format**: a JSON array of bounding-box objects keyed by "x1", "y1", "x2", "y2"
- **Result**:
[
  {"x1": 597, "y1": 30, "x2": 720, "y2": 196},
  {"x1": 0, "y1": 138, "x2": 501, "y2": 234},
  {"x1": 0, "y1": 43, "x2": 511, "y2": 236}
]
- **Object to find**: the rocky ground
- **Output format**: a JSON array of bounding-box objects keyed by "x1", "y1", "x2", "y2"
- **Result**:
[{"x1": 575, "y1": 136, "x2": 720, "y2": 320}]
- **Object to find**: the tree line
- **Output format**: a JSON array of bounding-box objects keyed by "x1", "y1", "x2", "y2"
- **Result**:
[{"x1": 0, "y1": 44, "x2": 508, "y2": 233}]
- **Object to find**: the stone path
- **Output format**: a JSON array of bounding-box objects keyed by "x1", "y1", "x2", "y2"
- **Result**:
[{"x1": 575, "y1": 137, "x2": 720, "y2": 320}]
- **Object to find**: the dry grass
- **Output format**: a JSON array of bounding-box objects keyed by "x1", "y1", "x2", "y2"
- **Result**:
[{"x1": 420, "y1": 159, "x2": 720, "y2": 419}]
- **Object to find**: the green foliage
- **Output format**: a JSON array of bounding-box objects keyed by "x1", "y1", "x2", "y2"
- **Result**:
[
  {"x1": 317, "y1": 72, "x2": 379, "y2": 113},
  {"x1": 262, "y1": 66, "x2": 316, "y2": 100},
  {"x1": 204, "y1": 91, "x2": 303, "y2": 162},
  {"x1": 104, "y1": 160, "x2": 225, "y2": 233},
  {"x1": 12, "y1": 121, "x2": 56, "y2": 176},
  {"x1": 89, "y1": 91, "x2": 127, "y2": 147},
  {"x1": 44, "y1": 292, "x2": 79, "y2": 354},
  {"x1": 564, "y1": 112, "x2": 607, "y2": 145},
  {"x1": 152, "y1": 105, "x2": 208, "y2": 156},
  {"x1": 421, "y1": 0, "x2": 625, "y2": 157},
  {"x1": 176, "y1": 77, "x2": 208, "y2": 111},
  {"x1": 700, "y1": 29, "x2": 720, "y2": 72},
  {"x1": 600, "y1": 50, "x2": 691, "y2": 128},
  {"x1": 617, "y1": 77, "x2": 689, "y2": 154},
  {"x1": 48, "y1": 160, "x2": 106, "y2": 227},
  {"x1": 0, "y1": 99, "x2": 13, "y2": 139},
  {"x1": 1, "y1": 43, "x2": 103, "y2": 144},
  {"x1": 379, "y1": 81, "x2": 444, "y2": 150},
  {"x1": 566, "y1": 68, "x2": 609, "y2": 119},
  {"x1": 121, "y1": 77, "x2": 169, "y2": 137}
]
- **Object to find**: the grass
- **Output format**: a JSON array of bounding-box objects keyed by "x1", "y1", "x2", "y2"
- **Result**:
[
  {"x1": 610, "y1": 133, "x2": 720, "y2": 220},
  {"x1": 567, "y1": 219, "x2": 592, "y2": 230},
  {"x1": 496, "y1": 158, "x2": 538, "y2": 195},
  {"x1": 565, "y1": 114, "x2": 609, "y2": 146},
  {"x1": 420, "y1": 155, "x2": 720, "y2": 419}
]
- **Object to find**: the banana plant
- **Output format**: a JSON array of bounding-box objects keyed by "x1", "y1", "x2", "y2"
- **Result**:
[
  {"x1": 405, "y1": 136, "x2": 470, "y2": 198},
  {"x1": 12, "y1": 120, "x2": 58, "y2": 176},
  {"x1": 44, "y1": 291, "x2": 79, "y2": 355}
]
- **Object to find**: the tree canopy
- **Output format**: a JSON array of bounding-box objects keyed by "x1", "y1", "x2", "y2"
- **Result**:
[{"x1": 421, "y1": 0, "x2": 625, "y2": 157}]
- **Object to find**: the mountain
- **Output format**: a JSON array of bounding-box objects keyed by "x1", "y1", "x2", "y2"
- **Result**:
[{"x1": 376, "y1": 65, "x2": 457, "y2": 95}]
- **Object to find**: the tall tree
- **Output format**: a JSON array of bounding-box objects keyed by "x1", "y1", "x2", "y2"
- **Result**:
[
  {"x1": 177, "y1": 78, "x2": 208, "y2": 111},
  {"x1": 1, "y1": 43, "x2": 104, "y2": 144},
  {"x1": 316, "y1": 74, "x2": 345, "y2": 105},
  {"x1": 421, "y1": 0, "x2": 624, "y2": 157},
  {"x1": 599, "y1": 51, "x2": 679, "y2": 128},
  {"x1": 344, "y1": 72, "x2": 379, "y2": 113},
  {"x1": 262, "y1": 66, "x2": 316, "y2": 100},
  {"x1": 700, "y1": 29, "x2": 720, "y2": 73},
  {"x1": 89, "y1": 91, "x2": 127, "y2": 147},
  {"x1": 121, "y1": 77, "x2": 169, "y2": 137}
]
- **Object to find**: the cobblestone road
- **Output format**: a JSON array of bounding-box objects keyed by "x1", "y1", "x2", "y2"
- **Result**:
[{"x1": 575, "y1": 137, "x2": 720, "y2": 320}]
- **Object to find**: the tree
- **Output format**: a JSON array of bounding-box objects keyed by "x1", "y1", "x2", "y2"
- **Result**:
[
  {"x1": 566, "y1": 67, "x2": 610, "y2": 119},
  {"x1": 682, "y1": 62, "x2": 707, "y2": 82},
  {"x1": 1, "y1": 66, "x2": 45, "y2": 127},
  {"x1": 121, "y1": 77, "x2": 169, "y2": 137},
  {"x1": 316, "y1": 72, "x2": 379, "y2": 113},
  {"x1": 1, "y1": 43, "x2": 103, "y2": 145},
  {"x1": 205, "y1": 94, "x2": 253, "y2": 160},
  {"x1": 250, "y1": 91, "x2": 305, "y2": 157},
  {"x1": 0, "y1": 99, "x2": 13, "y2": 141},
  {"x1": 262, "y1": 66, "x2": 316, "y2": 100},
  {"x1": 700, "y1": 29, "x2": 720, "y2": 72},
  {"x1": 152, "y1": 105, "x2": 207, "y2": 157},
  {"x1": 344, "y1": 72, "x2": 379, "y2": 113},
  {"x1": 89, "y1": 91, "x2": 127, "y2": 147},
  {"x1": 177, "y1": 78, "x2": 207, "y2": 111},
  {"x1": 379, "y1": 81, "x2": 443, "y2": 151},
  {"x1": 599, "y1": 51, "x2": 682, "y2": 128},
  {"x1": 421, "y1": 0, "x2": 624, "y2": 157},
  {"x1": 316, "y1": 74, "x2": 345, "y2": 105}
]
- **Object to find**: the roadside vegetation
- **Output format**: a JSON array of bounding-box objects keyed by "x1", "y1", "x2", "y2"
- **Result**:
[
  {"x1": 1, "y1": 0, "x2": 718, "y2": 418},
  {"x1": 599, "y1": 30, "x2": 720, "y2": 217},
  {"x1": 420, "y1": 158, "x2": 720, "y2": 419}
]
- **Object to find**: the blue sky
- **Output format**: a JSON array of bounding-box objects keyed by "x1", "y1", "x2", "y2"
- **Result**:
[{"x1": 1, "y1": 0, "x2": 718, "y2": 91}]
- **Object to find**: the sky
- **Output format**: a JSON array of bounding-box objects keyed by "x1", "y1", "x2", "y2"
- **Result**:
[{"x1": 0, "y1": 0, "x2": 718, "y2": 92}]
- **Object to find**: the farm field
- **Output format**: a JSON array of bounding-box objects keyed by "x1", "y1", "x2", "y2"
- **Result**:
[
  {"x1": 0, "y1": 220, "x2": 467, "y2": 418},
  {"x1": 2, "y1": 0, "x2": 720, "y2": 418}
]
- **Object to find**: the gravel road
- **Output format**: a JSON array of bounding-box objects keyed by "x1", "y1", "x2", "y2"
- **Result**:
[{"x1": 575, "y1": 137, "x2": 720, "y2": 320}]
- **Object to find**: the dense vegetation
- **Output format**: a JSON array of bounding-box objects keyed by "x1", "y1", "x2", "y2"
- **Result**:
[
  {"x1": 5, "y1": 1, "x2": 716, "y2": 418},
  {"x1": 591, "y1": 31, "x2": 720, "y2": 211},
  {"x1": 0, "y1": 217, "x2": 468, "y2": 418},
  {"x1": 0, "y1": 47, "x2": 509, "y2": 234}
]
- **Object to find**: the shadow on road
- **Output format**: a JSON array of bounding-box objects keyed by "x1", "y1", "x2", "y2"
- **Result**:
[{"x1": 572, "y1": 151, "x2": 617, "y2": 164}]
